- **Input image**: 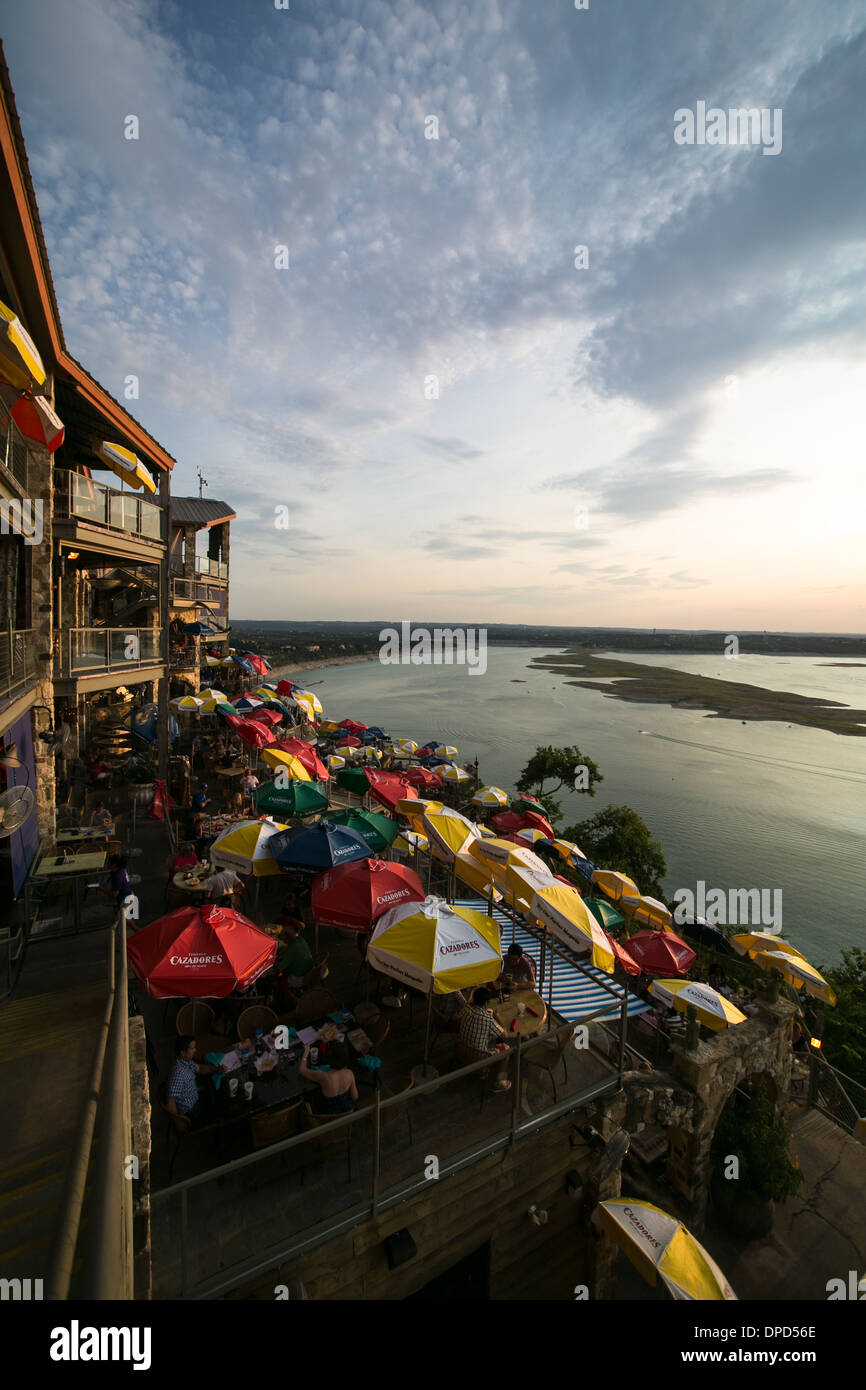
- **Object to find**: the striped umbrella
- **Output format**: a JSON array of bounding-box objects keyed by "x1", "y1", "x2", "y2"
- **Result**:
[
  {"x1": 209, "y1": 818, "x2": 288, "y2": 877},
  {"x1": 597, "y1": 1201, "x2": 737, "y2": 1300},
  {"x1": 649, "y1": 978, "x2": 746, "y2": 1031},
  {"x1": 472, "y1": 785, "x2": 508, "y2": 807},
  {"x1": 260, "y1": 749, "x2": 312, "y2": 781},
  {"x1": 592, "y1": 869, "x2": 640, "y2": 903},
  {"x1": 751, "y1": 949, "x2": 837, "y2": 1005}
]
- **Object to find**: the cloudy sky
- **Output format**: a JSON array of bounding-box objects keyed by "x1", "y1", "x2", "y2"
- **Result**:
[{"x1": 3, "y1": 0, "x2": 865, "y2": 628}]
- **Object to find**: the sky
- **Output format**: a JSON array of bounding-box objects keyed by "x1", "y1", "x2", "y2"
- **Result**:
[{"x1": 3, "y1": 0, "x2": 865, "y2": 629}]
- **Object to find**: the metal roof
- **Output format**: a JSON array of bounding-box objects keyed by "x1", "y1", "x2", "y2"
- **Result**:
[{"x1": 169, "y1": 497, "x2": 237, "y2": 528}]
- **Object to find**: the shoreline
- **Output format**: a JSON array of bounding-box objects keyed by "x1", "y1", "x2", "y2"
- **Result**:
[
  {"x1": 266, "y1": 653, "x2": 378, "y2": 682},
  {"x1": 529, "y1": 650, "x2": 866, "y2": 737}
]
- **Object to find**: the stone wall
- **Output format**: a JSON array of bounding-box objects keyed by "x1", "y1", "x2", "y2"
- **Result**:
[{"x1": 27, "y1": 436, "x2": 55, "y2": 844}]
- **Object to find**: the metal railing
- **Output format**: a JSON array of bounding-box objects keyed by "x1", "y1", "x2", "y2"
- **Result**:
[
  {"x1": 195, "y1": 556, "x2": 228, "y2": 580},
  {"x1": 809, "y1": 1055, "x2": 866, "y2": 1135},
  {"x1": 55, "y1": 469, "x2": 163, "y2": 543},
  {"x1": 151, "y1": 1023, "x2": 621, "y2": 1299},
  {"x1": 0, "y1": 627, "x2": 36, "y2": 702},
  {"x1": 0, "y1": 422, "x2": 29, "y2": 491},
  {"x1": 60, "y1": 626, "x2": 163, "y2": 678},
  {"x1": 46, "y1": 909, "x2": 134, "y2": 1299}
]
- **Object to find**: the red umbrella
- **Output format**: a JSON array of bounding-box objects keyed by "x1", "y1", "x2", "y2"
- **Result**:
[
  {"x1": 272, "y1": 739, "x2": 330, "y2": 781},
  {"x1": 365, "y1": 769, "x2": 418, "y2": 812},
  {"x1": 338, "y1": 718, "x2": 368, "y2": 732},
  {"x1": 626, "y1": 930, "x2": 696, "y2": 978},
  {"x1": 276, "y1": 679, "x2": 299, "y2": 695},
  {"x1": 335, "y1": 735, "x2": 363, "y2": 749},
  {"x1": 242, "y1": 654, "x2": 269, "y2": 675},
  {"x1": 248, "y1": 708, "x2": 283, "y2": 727},
  {"x1": 1, "y1": 386, "x2": 65, "y2": 452},
  {"x1": 404, "y1": 766, "x2": 442, "y2": 790},
  {"x1": 603, "y1": 931, "x2": 641, "y2": 977},
  {"x1": 235, "y1": 719, "x2": 275, "y2": 749},
  {"x1": 311, "y1": 858, "x2": 425, "y2": 931},
  {"x1": 127, "y1": 904, "x2": 276, "y2": 998},
  {"x1": 492, "y1": 809, "x2": 556, "y2": 839}
]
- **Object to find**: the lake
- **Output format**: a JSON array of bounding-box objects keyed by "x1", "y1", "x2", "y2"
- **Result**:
[{"x1": 280, "y1": 647, "x2": 866, "y2": 968}]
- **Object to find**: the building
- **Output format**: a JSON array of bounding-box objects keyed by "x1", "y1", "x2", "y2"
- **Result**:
[{"x1": 167, "y1": 496, "x2": 236, "y2": 693}]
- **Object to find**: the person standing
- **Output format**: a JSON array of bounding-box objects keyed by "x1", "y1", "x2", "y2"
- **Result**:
[{"x1": 241, "y1": 768, "x2": 259, "y2": 813}]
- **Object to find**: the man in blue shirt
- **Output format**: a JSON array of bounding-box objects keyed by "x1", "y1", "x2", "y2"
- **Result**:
[
  {"x1": 191, "y1": 783, "x2": 211, "y2": 812},
  {"x1": 166, "y1": 1035, "x2": 224, "y2": 1126}
]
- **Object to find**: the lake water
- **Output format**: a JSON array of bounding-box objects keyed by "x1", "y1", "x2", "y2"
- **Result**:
[{"x1": 282, "y1": 647, "x2": 866, "y2": 968}]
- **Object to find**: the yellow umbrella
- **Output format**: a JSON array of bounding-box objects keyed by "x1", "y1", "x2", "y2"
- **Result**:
[
  {"x1": 593, "y1": 869, "x2": 639, "y2": 902},
  {"x1": 453, "y1": 849, "x2": 504, "y2": 904},
  {"x1": 528, "y1": 878, "x2": 615, "y2": 973},
  {"x1": 547, "y1": 837, "x2": 584, "y2": 862},
  {"x1": 621, "y1": 894, "x2": 673, "y2": 931},
  {"x1": 649, "y1": 979, "x2": 746, "y2": 1031},
  {"x1": 209, "y1": 817, "x2": 288, "y2": 877},
  {"x1": 94, "y1": 441, "x2": 156, "y2": 494},
  {"x1": 199, "y1": 688, "x2": 227, "y2": 702},
  {"x1": 260, "y1": 749, "x2": 312, "y2": 781},
  {"x1": 368, "y1": 897, "x2": 502, "y2": 996},
  {"x1": 442, "y1": 766, "x2": 471, "y2": 783},
  {"x1": 422, "y1": 806, "x2": 479, "y2": 863},
  {"x1": 396, "y1": 797, "x2": 442, "y2": 819},
  {"x1": 434, "y1": 744, "x2": 458, "y2": 759},
  {"x1": 472, "y1": 785, "x2": 509, "y2": 807},
  {"x1": 513, "y1": 827, "x2": 551, "y2": 845},
  {"x1": 293, "y1": 688, "x2": 324, "y2": 714},
  {"x1": 203, "y1": 655, "x2": 223, "y2": 668},
  {"x1": 170, "y1": 695, "x2": 204, "y2": 711},
  {"x1": 731, "y1": 932, "x2": 802, "y2": 959},
  {"x1": 393, "y1": 830, "x2": 429, "y2": 855},
  {"x1": 597, "y1": 1200, "x2": 737, "y2": 1300},
  {"x1": 752, "y1": 949, "x2": 837, "y2": 1006},
  {"x1": 468, "y1": 837, "x2": 548, "y2": 870},
  {"x1": 395, "y1": 738, "x2": 419, "y2": 754},
  {"x1": 321, "y1": 720, "x2": 340, "y2": 734},
  {"x1": 326, "y1": 754, "x2": 346, "y2": 771},
  {"x1": 0, "y1": 300, "x2": 46, "y2": 390}
]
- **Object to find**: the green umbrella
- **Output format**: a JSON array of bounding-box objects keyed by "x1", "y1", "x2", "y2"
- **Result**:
[
  {"x1": 325, "y1": 807, "x2": 399, "y2": 854},
  {"x1": 216, "y1": 701, "x2": 239, "y2": 716},
  {"x1": 585, "y1": 897, "x2": 625, "y2": 931},
  {"x1": 256, "y1": 780, "x2": 329, "y2": 818},
  {"x1": 336, "y1": 767, "x2": 372, "y2": 796},
  {"x1": 510, "y1": 792, "x2": 547, "y2": 815}
]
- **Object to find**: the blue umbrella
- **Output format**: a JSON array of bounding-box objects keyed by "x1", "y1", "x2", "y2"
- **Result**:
[
  {"x1": 418, "y1": 754, "x2": 446, "y2": 768},
  {"x1": 365, "y1": 726, "x2": 389, "y2": 738},
  {"x1": 235, "y1": 695, "x2": 263, "y2": 710},
  {"x1": 677, "y1": 915, "x2": 738, "y2": 956},
  {"x1": 269, "y1": 821, "x2": 374, "y2": 873}
]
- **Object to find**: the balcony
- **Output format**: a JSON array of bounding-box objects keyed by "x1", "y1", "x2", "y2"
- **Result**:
[
  {"x1": 58, "y1": 626, "x2": 164, "y2": 684},
  {"x1": 54, "y1": 469, "x2": 164, "y2": 556},
  {"x1": 0, "y1": 628, "x2": 37, "y2": 706},
  {"x1": 195, "y1": 556, "x2": 228, "y2": 581}
]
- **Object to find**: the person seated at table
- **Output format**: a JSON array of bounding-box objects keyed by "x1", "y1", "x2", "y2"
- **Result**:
[
  {"x1": 276, "y1": 920, "x2": 314, "y2": 991},
  {"x1": 276, "y1": 892, "x2": 305, "y2": 933},
  {"x1": 300, "y1": 1041, "x2": 358, "y2": 1116},
  {"x1": 500, "y1": 942, "x2": 537, "y2": 989},
  {"x1": 458, "y1": 987, "x2": 512, "y2": 1091},
  {"x1": 229, "y1": 788, "x2": 244, "y2": 816},
  {"x1": 438, "y1": 988, "x2": 467, "y2": 1026},
  {"x1": 166, "y1": 1035, "x2": 225, "y2": 1127},
  {"x1": 204, "y1": 865, "x2": 244, "y2": 906},
  {"x1": 191, "y1": 782, "x2": 211, "y2": 812},
  {"x1": 171, "y1": 842, "x2": 199, "y2": 872},
  {"x1": 87, "y1": 800, "x2": 114, "y2": 831},
  {"x1": 101, "y1": 854, "x2": 131, "y2": 910}
]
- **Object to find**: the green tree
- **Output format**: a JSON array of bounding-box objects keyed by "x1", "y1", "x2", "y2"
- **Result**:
[
  {"x1": 711, "y1": 1081, "x2": 804, "y2": 1202},
  {"x1": 819, "y1": 947, "x2": 866, "y2": 1089},
  {"x1": 563, "y1": 803, "x2": 667, "y2": 899},
  {"x1": 516, "y1": 745, "x2": 603, "y2": 829}
]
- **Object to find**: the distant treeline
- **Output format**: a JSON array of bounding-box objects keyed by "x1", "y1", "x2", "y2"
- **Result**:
[{"x1": 230, "y1": 620, "x2": 866, "y2": 659}]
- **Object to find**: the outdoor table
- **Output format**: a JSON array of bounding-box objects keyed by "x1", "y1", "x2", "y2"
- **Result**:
[
  {"x1": 30, "y1": 850, "x2": 108, "y2": 932},
  {"x1": 172, "y1": 866, "x2": 212, "y2": 896},
  {"x1": 210, "y1": 1049, "x2": 318, "y2": 1138},
  {"x1": 491, "y1": 989, "x2": 547, "y2": 1039},
  {"x1": 57, "y1": 827, "x2": 113, "y2": 846},
  {"x1": 213, "y1": 766, "x2": 245, "y2": 779}
]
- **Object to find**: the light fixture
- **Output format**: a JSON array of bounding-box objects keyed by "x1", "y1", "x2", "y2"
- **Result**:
[
  {"x1": 809, "y1": 1037, "x2": 822, "y2": 1050},
  {"x1": 67, "y1": 550, "x2": 80, "y2": 559}
]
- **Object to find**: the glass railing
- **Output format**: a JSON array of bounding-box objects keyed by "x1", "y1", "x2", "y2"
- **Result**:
[
  {"x1": 195, "y1": 556, "x2": 228, "y2": 580},
  {"x1": 56, "y1": 470, "x2": 163, "y2": 542},
  {"x1": 62, "y1": 627, "x2": 162, "y2": 677},
  {"x1": 0, "y1": 628, "x2": 36, "y2": 702}
]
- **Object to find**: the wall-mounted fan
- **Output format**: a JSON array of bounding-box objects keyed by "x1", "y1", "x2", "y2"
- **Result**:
[
  {"x1": 0, "y1": 785, "x2": 36, "y2": 837},
  {"x1": 0, "y1": 743, "x2": 23, "y2": 771}
]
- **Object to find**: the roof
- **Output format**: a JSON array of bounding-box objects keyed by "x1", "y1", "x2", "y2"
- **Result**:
[
  {"x1": 0, "y1": 40, "x2": 176, "y2": 472},
  {"x1": 170, "y1": 497, "x2": 237, "y2": 528}
]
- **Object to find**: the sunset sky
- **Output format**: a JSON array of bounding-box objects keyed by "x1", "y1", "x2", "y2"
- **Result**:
[{"x1": 3, "y1": 0, "x2": 865, "y2": 629}]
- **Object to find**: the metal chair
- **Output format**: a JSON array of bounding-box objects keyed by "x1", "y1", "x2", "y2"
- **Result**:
[
  {"x1": 250, "y1": 1099, "x2": 304, "y2": 1150},
  {"x1": 521, "y1": 1024, "x2": 576, "y2": 1104}
]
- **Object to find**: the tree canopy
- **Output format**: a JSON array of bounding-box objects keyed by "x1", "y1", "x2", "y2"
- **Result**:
[
  {"x1": 516, "y1": 744, "x2": 603, "y2": 828},
  {"x1": 563, "y1": 803, "x2": 667, "y2": 899}
]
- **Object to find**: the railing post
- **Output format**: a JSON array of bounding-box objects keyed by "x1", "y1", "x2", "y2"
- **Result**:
[
  {"x1": 181, "y1": 1188, "x2": 188, "y2": 1296},
  {"x1": 510, "y1": 1036, "x2": 522, "y2": 1147},
  {"x1": 618, "y1": 989, "x2": 628, "y2": 1086},
  {"x1": 371, "y1": 1084, "x2": 381, "y2": 1217}
]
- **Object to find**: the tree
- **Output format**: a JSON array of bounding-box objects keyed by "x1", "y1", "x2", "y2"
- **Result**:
[
  {"x1": 516, "y1": 745, "x2": 603, "y2": 828},
  {"x1": 711, "y1": 1080, "x2": 803, "y2": 1203},
  {"x1": 819, "y1": 947, "x2": 866, "y2": 1089},
  {"x1": 563, "y1": 804, "x2": 667, "y2": 898}
]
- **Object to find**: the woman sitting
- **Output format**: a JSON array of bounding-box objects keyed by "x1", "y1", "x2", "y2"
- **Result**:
[
  {"x1": 299, "y1": 1041, "x2": 358, "y2": 1116},
  {"x1": 170, "y1": 842, "x2": 199, "y2": 873}
]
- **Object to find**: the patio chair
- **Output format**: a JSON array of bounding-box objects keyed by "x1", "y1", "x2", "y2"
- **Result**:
[
  {"x1": 250, "y1": 1099, "x2": 304, "y2": 1152},
  {"x1": 521, "y1": 1024, "x2": 576, "y2": 1105},
  {"x1": 293, "y1": 989, "x2": 339, "y2": 1029},
  {"x1": 365, "y1": 1014, "x2": 390, "y2": 1055},
  {"x1": 456, "y1": 1041, "x2": 513, "y2": 1109},
  {"x1": 301, "y1": 1101, "x2": 356, "y2": 1184},
  {"x1": 236, "y1": 1004, "x2": 278, "y2": 1040},
  {"x1": 176, "y1": 1000, "x2": 215, "y2": 1036}
]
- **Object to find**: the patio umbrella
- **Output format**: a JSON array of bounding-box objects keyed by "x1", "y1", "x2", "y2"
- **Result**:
[
  {"x1": 269, "y1": 820, "x2": 374, "y2": 873},
  {"x1": 596, "y1": 1200, "x2": 737, "y2": 1300},
  {"x1": 127, "y1": 904, "x2": 276, "y2": 999},
  {"x1": 235, "y1": 695, "x2": 264, "y2": 711},
  {"x1": 338, "y1": 718, "x2": 368, "y2": 733},
  {"x1": 365, "y1": 770, "x2": 418, "y2": 813},
  {"x1": 293, "y1": 688, "x2": 324, "y2": 713},
  {"x1": 336, "y1": 766, "x2": 374, "y2": 795},
  {"x1": 276, "y1": 680, "x2": 300, "y2": 696},
  {"x1": 255, "y1": 780, "x2": 329, "y2": 818},
  {"x1": 592, "y1": 869, "x2": 640, "y2": 903},
  {"x1": 442, "y1": 767, "x2": 471, "y2": 784},
  {"x1": 249, "y1": 708, "x2": 284, "y2": 728},
  {"x1": 649, "y1": 979, "x2": 747, "y2": 1031},
  {"x1": 0, "y1": 299, "x2": 47, "y2": 389},
  {"x1": 585, "y1": 897, "x2": 626, "y2": 932},
  {"x1": 491, "y1": 809, "x2": 555, "y2": 839},
  {"x1": 621, "y1": 894, "x2": 673, "y2": 931},
  {"x1": 209, "y1": 817, "x2": 288, "y2": 876},
  {"x1": 678, "y1": 916, "x2": 738, "y2": 956},
  {"x1": 325, "y1": 808, "x2": 400, "y2": 854},
  {"x1": 368, "y1": 896, "x2": 503, "y2": 1066},
  {"x1": 326, "y1": 754, "x2": 346, "y2": 771},
  {"x1": 234, "y1": 720, "x2": 275, "y2": 750},
  {"x1": 452, "y1": 849, "x2": 504, "y2": 904},
  {"x1": 404, "y1": 767, "x2": 442, "y2": 791},
  {"x1": 604, "y1": 932, "x2": 641, "y2": 977},
  {"x1": 312, "y1": 859, "x2": 425, "y2": 931},
  {"x1": 750, "y1": 949, "x2": 837, "y2": 1005},
  {"x1": 199, "y1": 688, "x2": 227, "y2": 703},
  {"x1": 171, "y1": 695, "x2": 204, "y2": 711},
  {"x1": 730, "y1": 932, "x2": 802, "y2": 959},
  {"x1": 510, "y1": 792, "x2": 546, "y2": 815},
  {"x1": 364, "y1": 727, "x2": 389, "y2": 739},
  {"x1": 422, "y1": 806, "x2": 479, "y2": 863},
  {"x1": 546, "y1": 837, "x2": 585, "y2": 863},
  {"x1": 468, "y1": 837, "x2": 547, "y2": 870},
  {"x1": 272, "y1": 739, "x2": 330, "y2": 780},
  {"x1": 627, "y1": 930, "x2": 695, "y2": 978},
  {"x1": 360, "y1": 746, "x2": 383, "y2": 764},
  {"x1": 394, "y1": 737, "x2": 418, "y2": 754},
  {"x1": 93, "y1": 440, "x2": 156, "y2": 493},
  {"x1": 519, "y1": 871, "x2": 615, "y2": 973},
  {"x1": 336, "y1": 735, "x2": 363, "y2": 749},
  {"x1": 511, "y1": 828, "x2": 551, "y2": 846},
  {"x1": 260, "y1": 748, "x2": 312, "y2": 780},
  {"x1": 0, "y1": 383, "x2": 64, "y2": 451},
  {"x1": 393, "y1": 830, "x2": 429, "y2": 856},
  {"x1": 434, "y1": 744, "x2": 458, "y2": 760}
]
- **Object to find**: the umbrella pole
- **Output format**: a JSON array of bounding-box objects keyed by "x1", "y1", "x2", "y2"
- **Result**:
[{"x1": 423, "y1": 988, "x2": 433, "y2": 1070}]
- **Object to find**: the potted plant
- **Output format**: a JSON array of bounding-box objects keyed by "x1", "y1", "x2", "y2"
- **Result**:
[
  {"x1": 126, "y1": 748, "x2": 157, "y2": 805},
  {"x1": 710, "y1": 1079, "x2": 803, "y2": 1238}
]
